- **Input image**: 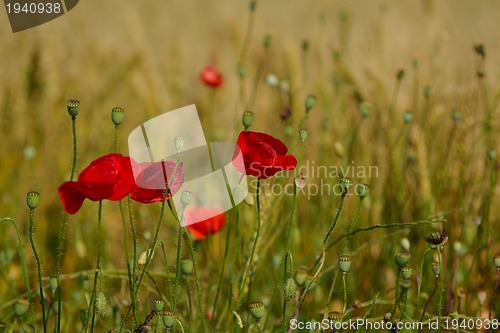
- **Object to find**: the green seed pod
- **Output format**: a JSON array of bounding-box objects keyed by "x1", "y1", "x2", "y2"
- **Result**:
[
  {"x1": 67, "y1": 99, "x2": 80, "y2": 117},
  {"x1": 248, "y1": 301, "x2": 265, "y2": 321},
  {"x1": 450, "y1": 311, "x2": 460, "y2": 320},
  {"x1": 49, "y1": 276, "x2": 58, "y2": 294},
  {"x1": 0, "y1": 322, "x2": 6, "y2": 333},
  {"x1": 295, "y1": 268, "x2": 308, "y2": 286},
  {"x1": 238, "y1": 66, "x2": 246, "y2": 78},
  {"x1": 488, "y1": 150, "x2": 496, "y2": 160},
  {"x1": 359, "y1": 102, "x2": 371, "y2": 118},
  {"x1": 111, "y1": 107, "x2": 125, "y2": 126},
  {"x1": 265, "y1": 73, "x2": 279, "y2": 87},
  {"x1": 154, "y1": 299, "x2": 165, "y2": 312},
  {"x1": 401, "y1": 266, "x2": 412, "y2": 280},
  {"x1": 431, "y1": 262, "x2": 440, "y2": 276},
  {"x1": 451, "y1": 111, "x2": 461, "y2": 124},
  {"x1": 173, "y1": 136, "x2": 184, "y2": 153},
  {"x1": 95, "y1": 292, "x2": 107, "y2": 317},
  {"x1": 338, "y1": 255, "x2": 351, "y2": 274},
  {"x1": 403, "y1": 111, "x2": 413, "y2": 124},
  {"x1": 395, "y1": 250, "x2": 411, "y2": 269},
  {"x1": 298, "y1": 128, "x2": 308, "y2": 143},
  {"x1": 181, "y1": 258, "x2": 193, "y2": 276},
  {"x1": 162, "y1": 310, "x2": 175, "y2": 329},
  {"x1": 284, "y1": 278, "x2": 297, "y2": 301},
  {"x1": 355, "y1": 183, "x2": 369, "y2": 199},
  {"x1": 242, "y1": 111, "x2": 254, "y2": 130},
  {"x1": 339, "y1": 177, "x2": 353, "y2": 196},
  {"x1": 263, "y1": 35, "x2": 272, "y2": 48},
  {"x1": 305, "y1": 95, "x2": 317, "y2": 112},
  {"x1": 26, "y1": 191, "x2": 40, "y2": 209},
  {"x1": 493, "y1": 255, "x2": 500, "y2": 269},
  {"x1": 180, "y1": 190, "x2": 192, "y2": 206},
  {"x1": 14, "y1": 299, "x2": 30, "y2": 317}
]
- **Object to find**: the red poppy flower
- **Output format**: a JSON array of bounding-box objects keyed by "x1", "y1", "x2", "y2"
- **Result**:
[
  {"x1": 130, "y1": 160, "x2": 184, "y2": 204},
  {"x1": 185, "y1": 207, "x2": 227, "y2": 241},
  {"x1": 235, "y1": 131, "x2": 297, "y2": 179},
  {"x1": 58, "y1": 154, "x2": 135, "y2": 214},
  {"x1": 200, "y1": 64, "x2": 223, "y2": 88}
]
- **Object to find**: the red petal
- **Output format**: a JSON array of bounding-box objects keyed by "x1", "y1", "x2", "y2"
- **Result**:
[
  {"x1": 58, "y1": 182, "x2": 87, "y2": 215},
  {"x1": 186, "y1": 208, "x2": 226, "y2": 241}
]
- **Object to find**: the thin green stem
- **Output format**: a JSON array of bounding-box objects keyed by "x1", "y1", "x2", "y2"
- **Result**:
[
  {"x1": 173, "y1": 221, "x2": 182, "y2": 312},
  {"x1": 70, "y1": 117, "x2": 78, "y2": 181},
  {"x1": 126, "y1": 195, "x2": 138, "y2": 326},
  {"x1": 342, "y1": 273, "x2": 348, "y2": 313},
  {"x1": 437, "y1": 247, "x2": 444, "y2": 333},
  {"x1": 29, "y1": 209, "x2": 47, "y2": 333},
  {"x1": 344, "y1": 198, "x2": 363, "y2": 252},
  {"x1": 392, "y1": 270, "x2": 401, "y2": 317},
  {"x1": 323, "y1": 195, "x2": 346, "y2": 246},
  {"x1": 281, "y1": 251, "x2": 293, "y2": 333},
  {"x1": 0, "y1": 218, "x2": 35, "y2": 330},
  {"x1": 416, "y1": 248, "x2": 432, "y2": 321}
]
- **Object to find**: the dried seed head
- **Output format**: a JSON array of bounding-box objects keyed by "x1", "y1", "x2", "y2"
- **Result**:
[
  {"x1": 26, "y1": 191, "x2": 40, "y2": 209},
  {"x1": 111, "y1": 107, "x2": 125, "y2": 126},
  {"x1": 154, "y1": 299, "x2": 165, "y2": 312},
  {"x1": 328, "y1": 311, "x2": 343, "y2": 328},
  {"x1": 395, "y1": 250, "x2": 411, "y2": 269},
  {"x1": 338, "y1": 255, "x2": 352, "y2": 274},
  {"x1": 67, "y1": 99, "x2": 80, "y2": 117},
  {"x1": 425, "y1": 231, "x2": 448, "y2": 248},
  {"x1": 242, "y1": 111, "x2": 254, "y2": 130},
  {"x1": 401, "y1": 266, "x2": 412, "y2": 280},
  {"x1": 162, "y1": 310, "x2": 175, "y2": 329},
  {"x1": 248, "y1": 301, "x2": 265, "y2": 321}
]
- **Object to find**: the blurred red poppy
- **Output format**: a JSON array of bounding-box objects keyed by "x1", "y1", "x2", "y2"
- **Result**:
[
  {"x1": 235, "y1": 131, "x2": 297, "y2": 179},
  {"x1": 185, "y1": 207, "x2": 226, "y2": 241},
  {"x1": 130, "y1": 160, "x2": 184, "y2": 204},
  {"x1": 58, "y1": 154, "x2": 135, "y2": 214},
  {"x1": 200, "y1": 64, "x2": 223, "y2": 88}
]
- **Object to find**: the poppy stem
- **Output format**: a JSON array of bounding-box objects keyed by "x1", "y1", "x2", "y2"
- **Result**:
[
  {"x1": 236, "y1": 179, "x2": 262, "y2": 312},
  {"x1": 323, "y1": 194, "x2": 346, "y2": 246},
  {"x1": 29, "y1": 209, "x2": 47, "y2": 333},
  {"x1": 0, "y1": 218, "x2": 35, "y2": 331},
  {"x1": 173, "y1": 213, "x2": 183, "y2": 312},
  {"x1": 416, "y1": 248, "x2": 432, "y2": 321}
]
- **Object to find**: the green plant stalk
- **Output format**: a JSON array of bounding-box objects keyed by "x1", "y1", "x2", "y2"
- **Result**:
[
  {"x1": 211, "y1": 215, "x2": 232, "y2": 328},
  {"x1": 419, "y1": 275, "x2": 438, "y2": 326},
  {"x1": 29, "y1": 209, "x2": 47, "y2": 333},
  {"x1": 344, "y1": 198, "x2": 363, "y2": 252},
  {"x1": 172, "y1": 221, "x2": 182, "y2": 312},
  {"x1": 184, "y1": 229, "x2": 207, "y2": 333},
  {"x1": 391, "y1": 270, "x2": 401, "y2": 317},
  {"x1": 296, "y1": 248, "x2": 325, "y2": 312},
  {"x1": 127, "y1": 195, "x2": 138, "y2": 326},
  {"x1": 489, "y1": 268, "x2": 500, "y2": 321},
  {"x1": 0, "y1": 218, "x2": 35, "y2": 330},
  {"x1": 159, "y1": 242, "x2": 172, "y2": 307},
  {"x1": 416, "y1": 248, "x2": 432, "y2": 321},
  {"x1": 82, "y1": 201, "x2": 103, "y2": 333},
  {"x1": 342, "y1": 273, "x2": 348, "y2": 313},
  {"x1": 55, "y1": 116, "x2": 78, "y2": 333},
  {"x1": 323, "y1": 194, "x2": 346, "y2": 246},
  {"x1": 284, "y1": 142, "x2": 303, "y2": 248},
  {"x1": 281, "y1": 251, "x2": 293, "y2": 333},
  {"x1": 437, "y1": 247, "x2": 444, "y2": 333},
  {"x1": 236, "y1": 179, "x2": 262, "y2": 312}
]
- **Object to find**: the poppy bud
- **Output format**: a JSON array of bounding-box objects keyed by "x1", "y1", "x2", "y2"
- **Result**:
[
  {"x1": 284, "y1": 278, "x2": 297, "y2": 301},
  {"x1": 181, "y1": 258, "x2": 193, "y2": 276},
  {"x1": 339, "y1": 177, "x2": 352, "y2": 196},
  {"x1": 244, "y1": 193, "x2": 255, "y2": 206},
  {"x1": 451, "y1": 111, "x2": 461, "y2": 124},
  {"x1": 494, "y1": 255, "x2": 500, "y2": 269},
  {"x1": 401, "y1": 266, "x2": 412, "y2": 280},
  {"x1": 180, "y1": 191, "x2": 192, "y2": 206},
  {"x1": 49, "y1": 276, "x2": 58, "y2": 294},
  {"x1": 174, "y1": 136, "x2": 184, "y2": 153},
  {"x1": 295, "y1": 173, "x2": 306, "y2": 189},
  {"x1": 154, "y1": 299, "x2": 165, "y2": 312},
  {"x1": 355, "y1": 183, "x2": 369, "y2": 199},
  {"x1": 248, "y1": 301, "x2": 265, "y2": 321},
  {"x1": 305, "y1": 94, "x2": 317, "y2": 112},
  {"x1": 111, "y1": 107, "x2": 125, "y2": 126},
  {"x1": 242, "y1": 111, "x2": 254, "y2": 130},
  {"x1": 26, "y1": 191, "x2": 40, "y2": 209},
  {"x1": 474, "y1": 44, "x2": 485, "y2": 58},
  {"x1": 359, "y1": 102, "x2": 371, "y2": 118},
  {"x1": 67, "y1": 99, "x2": 80, "y2": 117},
  {"x1": 488, "y1": 150, "x2": 496, "y2": 160},
  {"x1": 395, "y1": 251, "x2": 411, "y2": 269},
  {"x1": 338, "y1": 255, "x2": 351, "y2": 274},
  {"x1": 95, "y1": 292, "x2": 107, "y2": 316},
  {"x1": 265, "y1": 73, "x2": 279, "y2": 87},
  {"x1": 396, "y1": 69, "x2": 405, "y2": 81},
  {"x1": 403, "y1": 111, "x2": 413, "y2": 124},
  {"x1": 14, "y1": 299, "x2": 30, "y2": 317},
  {"x1": 162, "y1": 310, "x2": 175, "y2": 329},
  {"x1": 138, "y1": 248, "x2": 155, "y2": 266},
  {"x1": 295, "y1": 268, "x2": 308, "y2": 286},
  {"x1": 52, "y1": 301, "x2": 60, "y2": 315},
  {"x1": 262, "y1": 35, "x2": 272, "y2": 48},
  {"x1": 431, "y1": 262, "x2": 440, "y2": 276},
  {"x1": 400, "y1": 238, "x2": 410, "y2": 252},
  {"x1": 298, "y1": 128, "x2": 307, "y2": 143}
]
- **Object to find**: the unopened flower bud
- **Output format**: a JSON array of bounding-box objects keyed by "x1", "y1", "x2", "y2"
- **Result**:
[
  {"x1": 14, "y1": 299, "x2": 30, "y2": 317},
  {"x1": 284, "y1": 278, "x2": 297, "y2": 301},
  {"x1": 49, "y1": 276, "x2": 58, "y2": 294},
  {"x1": 355, "y1": 183, "x2": 369, "y2": 199},
  {"x1": 181, "y1": 258, "x2": 193, "y2": 276},
  {"x1": 305, "y1": 95, "x2": 317, "y2": 112}
]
